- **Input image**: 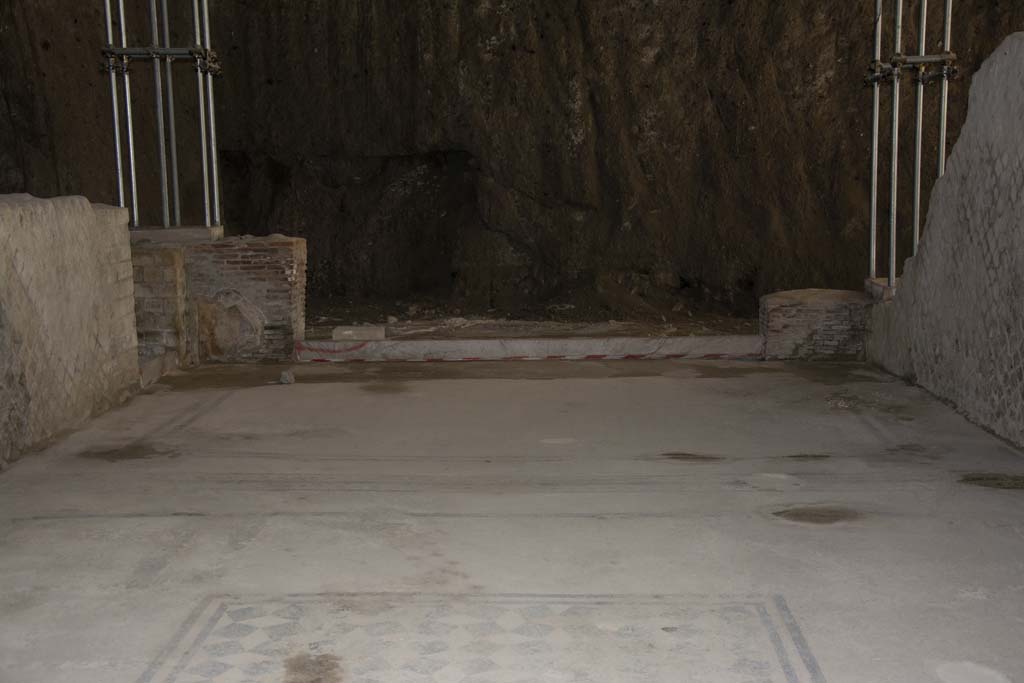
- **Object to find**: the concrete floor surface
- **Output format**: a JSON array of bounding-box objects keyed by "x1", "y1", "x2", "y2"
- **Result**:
[{"x1": 1, "y1": 360, "x2": 1022, "y2": 683}]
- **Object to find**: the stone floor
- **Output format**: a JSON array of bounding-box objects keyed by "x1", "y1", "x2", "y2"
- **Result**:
[{"x1": 1, "y1": 360, "x2": 1023, "y2": 683}]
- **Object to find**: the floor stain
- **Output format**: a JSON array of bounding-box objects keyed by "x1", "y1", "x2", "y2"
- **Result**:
[
  {"x1": 888, "y1": 443, "x2": 927, "y2": 454},
  {"x1": 197, "y1": 426, "x2": 350, "y2": 442},
  {"x1": 883, "y1": 443, "x2": 939, "y2": 461},
  {"x1": 960, "y1": 474, "x2": 1024, "y2": 490},
  {"x1": 283, "y1": 653, "x2": 343, "y2": 683},
  {"x1": 660, "y1": 452, "x2": 725, "y2": 462},
  {"x1": 688, "y1": 364, "x2": 785, "y2": 380},
  {"x1": 773, "y1": 506, "x2": 862, "y2": 525},
  {"x1": 825, "y1": 390, "x2": 917, "y2": 422},
  {"x1": 783, "y1": 454, "x2": 832, "y2": 461},
  {"x1": 359, "y1": 382, "x2": 410, "y2": 394},
  {"x1": 787, "y1": 363, "x2": 892, "y2": 386},
  {"x1": 77, "y1": 442, "x2": 176, "y2": 462},
  {"x1": 157, "y1": 361, "x2": 673, "y2": 391}
]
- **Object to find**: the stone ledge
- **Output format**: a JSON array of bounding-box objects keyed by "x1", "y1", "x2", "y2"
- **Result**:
[{"x1": 130, "y1": 226, "x2": 224, "y2": 244}]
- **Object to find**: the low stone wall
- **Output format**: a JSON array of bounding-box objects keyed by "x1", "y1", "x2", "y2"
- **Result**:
[
  {"x1": 130, "y1": 235, "x2": 306, "y2": 370},
  {"x1": 868, "y1": 33, "x2": 1024, "y2": 446},
  {"x1": 760, "y1": 289, "x2": 870, "y2": 361},
  {"x1": 0, "y1": 195, "x2": 138, "y2": 467}
]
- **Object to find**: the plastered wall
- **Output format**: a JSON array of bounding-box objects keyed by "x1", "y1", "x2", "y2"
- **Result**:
[
  {"x1": 0, "y1": 195, "x2": 138, "y2": 466},
  {"x1": 868, "y1": 34, "x2": 1024, "y2": 446}
]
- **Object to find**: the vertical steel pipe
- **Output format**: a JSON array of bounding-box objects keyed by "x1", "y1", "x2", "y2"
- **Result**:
[
  {"x1": 938, "y1": 0, "x2": 953, "y2": 177},
  {"x1": 161, "y1": 0, "x2": 182, "y2": 226},
  {"x1": 889, "y1": 0, "x2": 904, "y2": 288},
  {"x1": 117, "y1": 0, "x2": 139, "y2": 227},
  {"x1": 149, "y1": 0, "x2": 170, "y2": 227},
  {"x1": 911, "y1": 0, "x2": 928, "y2": 254},
  {"x1": 869, "y1": 0, "x2": 883, "y2": 280},
  {"x1": 103, "y1": 0, "x2": 125, "y2": 209},
  {"x1": 192, "y1": 0, "x2": 212, "y2": 227},
  {"x1": 201, "y1": 0, "x2": 222, "y2": 225}
]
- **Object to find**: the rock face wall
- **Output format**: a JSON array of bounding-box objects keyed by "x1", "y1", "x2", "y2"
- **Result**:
[
  {"x1": 1, "y1": 2, "x2": 1022, "y2": 310},
  {"x1": 0, "y1": 195, "x2": 138, "y2": 467},
  {"x1": 868, "y1": 33, "x2": 1024, "y2": 447}
]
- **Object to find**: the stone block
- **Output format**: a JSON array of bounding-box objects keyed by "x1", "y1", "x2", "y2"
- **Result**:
[{"x1": 760, "y1": 289, "x2": 870, "y2": 361}]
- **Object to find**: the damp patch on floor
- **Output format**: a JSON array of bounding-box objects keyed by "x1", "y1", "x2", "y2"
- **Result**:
[
  {"x1": 138, "y1": 593, "x2": 826, "y2": 683},
  {"x1": 773, "y1": 506, "x2": 862, "y2": 525},
  {"x1": 76, "y1": 441, "x2": 178, "y2": 463},
  {"x1": 658, "y1": 452, "x2": 725, "y2": 462},
  {"x1": 960, "y1": 473, "x2": 1024, "y2": 490}
]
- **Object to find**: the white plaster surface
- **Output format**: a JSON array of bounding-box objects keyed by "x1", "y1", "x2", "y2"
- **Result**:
[
  {"x1": 868, "y1": 34, "x2": 1024, "y2": 446},
  {"x1": 0, "y1": 195, "x2": 138, "y2": 465}
]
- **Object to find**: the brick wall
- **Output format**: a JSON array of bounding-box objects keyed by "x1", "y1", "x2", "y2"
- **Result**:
[
  {"x1": 0, "y1": 195, "x2": 138, "y2": 467},
  {"x1": 185, "y1": 236, "x2": 306, "y2": 362},
  {"x1": 760, "y1": 289, "x2": 870, "y2": 361},
  {"x1": 130, "y1": 235, "x2": 306, "y2": 368},
  {"x1": 868, "y1": 34, "x2": 1024, "y2": 446}
]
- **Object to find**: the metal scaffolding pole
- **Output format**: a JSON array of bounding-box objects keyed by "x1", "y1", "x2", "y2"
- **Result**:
[
  {"x1": 867, "y1": 0, "x2": 958, "y2": 287},
  {"x1": 105, "y1": 46, "x2": 201, "y2": 58},
  {"x1": 117, "y1": 0, "x2": 139, "y2": 227},
  {"x1": 102, "y1": 0, "x2": 125, "y2": 209},
  {"x1": 192, "y1": 0, "x2": 212, "y2": 226},
  {"x1": 102, "y1": 0, "x2": 225, "y2": 228},
  {"x1": 911, "y1": 0, "x2": 928, "y2": 254},
  {"x1": 160, "y1": 0, "x2": 182, "y2": 226},
  {"x1": 938, "y1": 0, "x2": 954, "y2": 177},
  {"x1": 889, "y1": 0, "x2": 904, "y2": 288},
  {"x1": 149, "y1": 0, "x2": 170, "y2": 227},
  {"x1": 869, "y1": 0, "x2": 883, "y2": 280},
  {"x1": 200, "y1": 0, "x2": 222, "y2": 226}
]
